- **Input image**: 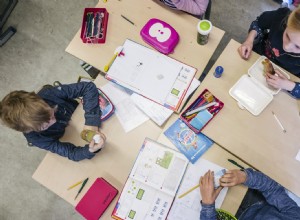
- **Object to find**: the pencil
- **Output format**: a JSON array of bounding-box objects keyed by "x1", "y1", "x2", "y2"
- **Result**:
[
  {"x1": 228, "y1": 159, "x2": 244, "y2": 170},
  {"x1": 121, "y1": 15, "x2": 135, "y2": 26},
  {"x1": 75, "y1": 178, "x2": 89, "y2": 200},
  {"x1": 67, "y1": 180, "x2": 84, "y2": 190},
  {"x1": 272, "y1": 111, "x2": 286, "y2": 133},
  {"x1": 178, "y1": 184, "x2": 200, "y2": 199}
]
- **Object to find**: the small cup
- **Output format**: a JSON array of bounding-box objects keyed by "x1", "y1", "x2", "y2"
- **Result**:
[
  {"x1": 197, "y1": 20, "x2": 212, "y2": 45},
  {"x1": 214, "y1": 66, "x2": 224, "y2": 78},
  {"x1": 81, "y1": 129, "x2": 97, "y2": 143}
]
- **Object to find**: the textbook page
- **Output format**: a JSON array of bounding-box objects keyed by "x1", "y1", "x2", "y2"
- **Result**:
[
  {"x1": 112, "y1": 138, "x2": 189, "y2": 220},
  {"x1": 106, "y1": 39, "x2": 196, "y2": 111},
  {"x1": 101, "y1": 82, "x2": 149, "y2": 132},
  {"x1": 167, "y1": 158, "x2": 228, "y2": 220}
]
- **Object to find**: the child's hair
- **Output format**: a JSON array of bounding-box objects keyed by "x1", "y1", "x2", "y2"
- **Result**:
[
  {"x1": 0, "y1": 91, "x2": 52, "y2": 132},
  {"x1": 287, "y1": 7, "x2": 300, "y2": 31}
]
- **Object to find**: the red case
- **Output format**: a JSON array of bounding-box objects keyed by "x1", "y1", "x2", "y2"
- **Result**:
[
  {"x1": 180, "y1": 89, "x2": 224, "y2": 133},
  {"x1": 80, "y1": 8, "x2": 109, "y2": 44},
  {"x1": 75, "y1": 178, "x2": 118, "y2": 220}
]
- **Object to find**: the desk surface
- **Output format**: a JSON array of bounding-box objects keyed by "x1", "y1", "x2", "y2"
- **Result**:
[
  {"x1": 65, "y1": 0, "x2": 224, "y2": 78},
  {"x1": 184, "y1": 39, "x2": 300, "y2": 196}
]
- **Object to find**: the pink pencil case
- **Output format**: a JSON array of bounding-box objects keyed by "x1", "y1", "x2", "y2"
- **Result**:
[{"x1": 140, "y1": 18, "x2": 179, "y2": 54}]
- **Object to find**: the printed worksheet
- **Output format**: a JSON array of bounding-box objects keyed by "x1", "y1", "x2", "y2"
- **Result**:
[
  {"x1": 167, "y1": 158, "x2": 228, "y2": 220},
  {"x1": 112, "y1": 138, "x2": 189, "y2": 220},
  {"x1": 106, "y1": 39, "x2": 196, "y2": 111}
]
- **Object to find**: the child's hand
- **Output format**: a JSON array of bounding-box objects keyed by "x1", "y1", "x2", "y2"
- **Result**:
[
  {"x1": 83, "y1": 125, "x2": 99, "y2": 132},
  {"x1": 88, "y1": 132, "x2": 106, "y2": 153},
  {"x1": 266, "y1": 69, "x2": 295, "y2": 91},
  {"x1": 199, "y1": 170, "x2": 223, "y2": 205},
  {"x1": 238, "y1": 41, "x2": 253, "y2": 60},
  {"x1": 220, "y1": 169, "x2": 247, "y2": 187}
]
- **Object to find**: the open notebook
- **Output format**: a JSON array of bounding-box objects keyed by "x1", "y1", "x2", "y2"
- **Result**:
[{"x1": 106, "y1": 39, "x2": 196, "y2": 111}]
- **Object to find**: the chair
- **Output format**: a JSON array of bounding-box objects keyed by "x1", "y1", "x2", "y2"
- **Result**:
[
  {"x1": 203, "y1": 0, "x2": 212, "y2": 20},
  {"x1": 0, "y1": 0, "x2": 18, "y2": 46}
]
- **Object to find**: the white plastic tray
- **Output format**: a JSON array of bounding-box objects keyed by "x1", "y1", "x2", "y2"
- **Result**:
[
  {"x1": 248, "y1": 56, "x2": 290, "y2": 95},
  {"x1": 229, "y1": 56, "x2": 290, "y2": 116},
  {"x1": 229, "y1": 75, "x2": 273, "y2": 116}
]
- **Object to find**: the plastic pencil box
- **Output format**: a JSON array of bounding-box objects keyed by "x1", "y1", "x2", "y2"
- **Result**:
[
  {"x1": 140, "y1": 18, "x2": 179, "y2": 54},
  {"x1": 180, "y1": 89, "x2": 224, "y2": 133},
  {"x1": 80, "y1": 8, "x2": 109, "y2": 44},
  {"x1": 97, "y1": 88, "x2": 114, "y2": 121},
  {"x1": 229, "y1": 56, "x2": 290, "y2": 116}
]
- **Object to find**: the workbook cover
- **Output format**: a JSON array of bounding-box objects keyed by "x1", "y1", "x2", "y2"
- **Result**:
[{"x1": 164, "y1": 119, "x2": 213, "y2": 164}]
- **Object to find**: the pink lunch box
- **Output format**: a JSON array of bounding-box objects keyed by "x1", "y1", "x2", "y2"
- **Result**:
[{"x1": 140, "y1": 18, "x2": 179, "y2": 54}]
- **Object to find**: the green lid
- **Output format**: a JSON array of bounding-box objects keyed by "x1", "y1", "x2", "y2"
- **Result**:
[{"x1": 200, "y1": 21, "x2": 211, "y2": 31}]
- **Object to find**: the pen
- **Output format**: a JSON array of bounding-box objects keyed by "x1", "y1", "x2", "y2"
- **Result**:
[
  {"x1": 67, "y1": 179, "x2": 84, "y2": 190},
  {"x1": 272, "y1": 111, "x2": 286, "y2": 133},
  {"x1": 228, "y1": 159, "x2": 244, "y2": 170},
  {"x1": 178, "y1": 184, "x2": 200, "y2": 199},
  {"x1": 184, "y1": 102, "x2": 218, "y2": 116},
  {"x1": 75, "y1": 178, "x2": 89, "y2": 200},
  {"x1": 121, "y1": 15, "x2": 135, "y2": 26}
]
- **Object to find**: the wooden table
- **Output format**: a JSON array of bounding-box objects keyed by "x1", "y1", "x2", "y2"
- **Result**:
[
  {"x1": 33, "y1": 76, "x2": 247, "y2": 218},
  {"x1": 65, "y1": 0, "x2": 225, "y2": 78},
  {"x1": 181, "y1": 39, "x2": 300, "y2": 196}
]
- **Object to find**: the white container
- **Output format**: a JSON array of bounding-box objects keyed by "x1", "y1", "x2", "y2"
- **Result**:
[{"x1": 229, "y1": 56, "x2": 290, "y2": 116}]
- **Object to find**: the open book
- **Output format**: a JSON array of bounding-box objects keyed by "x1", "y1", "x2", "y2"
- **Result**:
[
  {"x1": 112, "y1": 138, "x2": 189, "y2": 220},
  {"x1": 106, "y1": 39, "x2": 196, "y2": 111}
]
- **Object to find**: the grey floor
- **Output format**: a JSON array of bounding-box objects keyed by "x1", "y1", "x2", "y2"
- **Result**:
[{"x1": 0, "y1": 0, "x2": 279, "y2": 219}]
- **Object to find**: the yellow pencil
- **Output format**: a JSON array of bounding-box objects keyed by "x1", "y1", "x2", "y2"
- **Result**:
[
  {"x1": 178, "y1": 184, "x2": 200, "y2": 198},
  {"x1": 67, "y1": 180, "x2": 84, "y2": 190}
]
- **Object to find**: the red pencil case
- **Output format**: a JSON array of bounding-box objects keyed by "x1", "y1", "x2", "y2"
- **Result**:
[
  {"x1": 80, "y1": 8, "x2": 109, "y2": 44},
  {"x1": 75, "y1": 178, "x2": 118, "y2": 220},
  {"x1": 180, "y1": 89, "x2": 224, "y2": 133}
]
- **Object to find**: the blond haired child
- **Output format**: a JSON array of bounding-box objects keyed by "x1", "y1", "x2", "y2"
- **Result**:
[{"x1": 0, "y1": 82, "x2": 105, "y2": 161}]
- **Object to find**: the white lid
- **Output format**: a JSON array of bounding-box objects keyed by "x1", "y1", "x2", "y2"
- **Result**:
[
  {"x1": 197, "y1": 20, "x2": 212, "y2": 35},
  {"x1": 229, "y1": 75, "x2": 273, "y2": 116},
  {"x1": 248, "y1": 56, "x2": 290, "y2": 95}
]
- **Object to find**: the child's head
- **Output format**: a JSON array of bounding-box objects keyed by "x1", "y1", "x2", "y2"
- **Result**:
[
  {"x1": 283, "y1": 7, "x2": 300, "y2": 53},
  {"x1": 0, "y1": 91, "x2": 55, "y2": 132}
]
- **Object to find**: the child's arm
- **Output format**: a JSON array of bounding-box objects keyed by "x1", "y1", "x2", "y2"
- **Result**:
[
  {"x1": 243, "y1": 169, "x2": 300, "y2": 215},
  {"x1": 25, "y1": 133, "x2": 98, "y2": 161},
  {"x1": 42, "y1": 82, "x2": 101, "y2": 127},
  {"x1": 171, "y1": 0, "x2": 209, "y2": 16}
]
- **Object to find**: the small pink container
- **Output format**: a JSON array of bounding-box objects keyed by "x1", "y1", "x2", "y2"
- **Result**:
[{"x1": 140, "y1": 18, "x2": 179, "y2": 54}]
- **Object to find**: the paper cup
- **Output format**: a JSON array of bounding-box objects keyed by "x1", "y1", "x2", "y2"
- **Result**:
[{"x1": 197, "y1": 20, "x2": 212, "y2": 45}]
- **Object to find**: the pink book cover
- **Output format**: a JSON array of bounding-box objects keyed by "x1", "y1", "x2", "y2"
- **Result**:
[{"x1": 75, "y1": 178, "x2": 118, "y2": 220}]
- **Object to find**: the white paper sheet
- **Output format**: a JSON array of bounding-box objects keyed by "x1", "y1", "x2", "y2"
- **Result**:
[
  {"x1": 101, "y1": 82, "x2": 149, "y2": 132},
  {"x1": 130, "y1": 78, "x2": 200, "y2": 126},
  {"x1": 167, "y1": 158, "x2": 228, "y2": 220}
]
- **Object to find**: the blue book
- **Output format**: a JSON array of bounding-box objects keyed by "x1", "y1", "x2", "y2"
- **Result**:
[{"x1": 164, "y1": 119, "x2": 213, "y2": 164}]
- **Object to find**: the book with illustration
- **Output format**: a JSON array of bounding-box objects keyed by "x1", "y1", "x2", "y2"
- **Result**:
[
  {"x1": 112, "y1": 138, "x2": 189, "y2": 220},
  {"x1": 164, "y1": 119, "x2": 213, "y2": 164}
]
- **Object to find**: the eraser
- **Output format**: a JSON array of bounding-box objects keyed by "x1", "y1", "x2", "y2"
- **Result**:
[{"x1": 214, "y1": 169, "x2": 226, "y2": 188}]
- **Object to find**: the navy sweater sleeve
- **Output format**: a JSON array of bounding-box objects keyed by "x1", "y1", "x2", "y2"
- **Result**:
[
  {"x1": 244, "y1": 169, "x2": 300, "y2": 217},
  {"x1": 45, "y1": 82, "x2": 101, "y2": 127},
  {"x1": 26, "y1": 132, "x2": 95, "y2": 161}
]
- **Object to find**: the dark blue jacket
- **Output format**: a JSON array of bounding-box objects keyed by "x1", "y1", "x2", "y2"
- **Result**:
[
  {"x1": 200, "y1": 169, "x2": 300, "y2": 220},
  {"x1": 24, "y1": 82, "x2": 101, "y2": 161}
]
